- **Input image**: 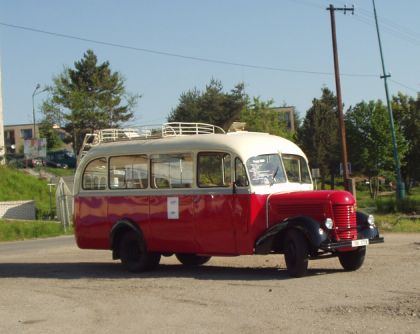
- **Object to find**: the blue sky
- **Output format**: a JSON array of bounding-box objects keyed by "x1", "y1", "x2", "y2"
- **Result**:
[{"x1": 1, "y1": 0, "x2": 419, "y2": 126}]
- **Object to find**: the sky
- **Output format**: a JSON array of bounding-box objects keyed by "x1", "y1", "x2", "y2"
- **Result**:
[{"x1": 1, "y1": 0, "x2": 419, "y2": 127}]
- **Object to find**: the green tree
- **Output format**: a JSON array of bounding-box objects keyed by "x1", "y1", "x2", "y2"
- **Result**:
[
  {"x1": 168, "y1": 79, "x2": 247, "y2": 130},
  {"x1": 392, "y1": 93, "x2": 420, "y2": 191},
  {"x1": 239, "y1": 97, "x2": 293, "y2": 140},
  {"x1": 42, "y1": 49, "x2": 140, "y2": 154},
  {"x1": 345, "y1": 100, "x2": 408, "y2": 198},
  {"x1": 298, "y1": 88, "x2": 341, "y2": 189}
]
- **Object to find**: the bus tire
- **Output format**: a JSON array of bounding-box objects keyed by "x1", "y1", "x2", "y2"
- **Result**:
[
  {"x1": 284, "y1": 229, "x2": 309, "y2": 278},
  {"x1": 175, "y1": 253, "x2": 211, "y2": 266},
  {"x1": 119, "y1": 230, "x2": 161, "y2": 272},
  {"x1": 338, "y1": 247, "x2": 366, "y2": 271}
]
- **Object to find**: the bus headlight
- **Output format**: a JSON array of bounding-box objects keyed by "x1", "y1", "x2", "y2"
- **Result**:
[
  {"x1": 367, "y1": 214, "x2": 375, "y2": 227},
  {"x1": 325, "y1": 218, "x2": 333, "y2": 230}
]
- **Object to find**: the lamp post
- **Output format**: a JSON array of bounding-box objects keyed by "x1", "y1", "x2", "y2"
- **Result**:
[
  {"x1": 32, "y1": 83, "x2": 41, "y2": 139},
  {"x1": 372, "y1": 0, "x2": 406, "y2": 200}
]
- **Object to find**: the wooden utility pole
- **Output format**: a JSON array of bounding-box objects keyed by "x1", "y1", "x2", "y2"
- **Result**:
[
  {"x1": 0, "y1": 60, "x2": 5, "y2": 165},
  {"x1": 327, "y1": 4, "x2": 354, "y2": 193}
]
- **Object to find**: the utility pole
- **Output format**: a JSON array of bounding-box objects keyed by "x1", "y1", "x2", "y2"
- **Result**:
[
  {"x1": 372, "y1": 0, "x2": 405, "y2": 200},
  {"x1": 0, "y1": 59, "x2": 5, "y2": 165},
  {"x1": 326, "y1": 4, "x2": 354, "y2": 193}
]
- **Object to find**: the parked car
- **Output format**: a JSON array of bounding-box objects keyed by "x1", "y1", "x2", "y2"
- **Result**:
[
  {"x1": 45, "y1": 150, "x2": 76, "y2": 168},
  {"x1": 24, "y1": 157, "x2": 44, "y2": 168}
]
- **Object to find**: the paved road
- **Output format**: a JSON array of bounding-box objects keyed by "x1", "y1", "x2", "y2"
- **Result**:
[{"x1": 0, "y1": 234, "x2": 419, "y2": 333}]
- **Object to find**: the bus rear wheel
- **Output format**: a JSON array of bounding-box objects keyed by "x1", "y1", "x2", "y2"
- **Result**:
[
  {"x1": 119, "y1": 230, "x2": 161, "y2": 272},
  {"x1": 284, "y1": 230, "x2": 309, "y2": 278},
  {"x1": 338, "y1": 247, "x2": 366, "y2": 271},
  {"x1": 175, "y1": 253, "x2": 211, "y2": 266}
]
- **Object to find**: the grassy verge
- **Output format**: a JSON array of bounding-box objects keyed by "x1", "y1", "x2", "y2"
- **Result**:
[
  {"x1": 373, "y1": 214, "x2": 420, "y2": 233},
  {"x1": 0, "y1": 219, "x2": 73, "y2": 242}
]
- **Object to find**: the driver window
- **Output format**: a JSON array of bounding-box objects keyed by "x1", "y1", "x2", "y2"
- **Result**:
[{"x1": 235, "y1": 158, "x2": 249, "y2": 187}]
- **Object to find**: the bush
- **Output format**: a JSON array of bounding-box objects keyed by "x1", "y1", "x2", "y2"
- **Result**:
[
  {"x1": 375, "y1": 197, "x2": 420, "y2": 214},
  {"x1": 375, "y1": 197, "x2": 396, "y2": 213}
]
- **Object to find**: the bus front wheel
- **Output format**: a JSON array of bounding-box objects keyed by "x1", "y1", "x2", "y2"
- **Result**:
[
  {"x1": 176, "y1": 253, "x2": 211, "y2": 266},
  {"x1": 119, "y1": 230, "x2": 161, "y2": 272},
  {"x1": 284, "y1": 230, "x2": 309, "y2": 278}
]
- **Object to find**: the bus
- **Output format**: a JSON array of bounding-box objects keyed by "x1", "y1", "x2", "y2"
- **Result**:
[{"x1": 73, "y1": 122, "x2": 383, "y2": 277}]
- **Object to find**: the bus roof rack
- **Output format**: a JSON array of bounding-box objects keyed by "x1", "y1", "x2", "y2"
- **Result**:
[
  {"x1": 77, "y1": 122, "x2": 225, "y2": 162},
  {"x1": 162, "y1": 122, "x2": 225, "y2": 137}
]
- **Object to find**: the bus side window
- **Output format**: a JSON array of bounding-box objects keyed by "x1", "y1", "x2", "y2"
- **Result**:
[
  {"x1": 109, "y1": 155, "x2": 148, "y2": 189},
  {"x1": 82, "y1": 157, "x2": 107, "y2": 190},
  {"x1": 235, "y1": 158, "x2": 249, "y2": 187},
  {"x1": 197, "y1": 152, "x2": 231, "y2": 188},
  {"x1": 151, "y1": 153, "x2": 192, "y2": 189}
]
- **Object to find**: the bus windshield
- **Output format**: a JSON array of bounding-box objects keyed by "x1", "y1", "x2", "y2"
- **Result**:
[{"x1": 246, "y1": 154, "x2": 286, "y2": 186}]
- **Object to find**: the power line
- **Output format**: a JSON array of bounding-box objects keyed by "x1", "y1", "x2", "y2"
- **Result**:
[{"x1": 0, "y1": 21, "x2": 377, "y2": 78}]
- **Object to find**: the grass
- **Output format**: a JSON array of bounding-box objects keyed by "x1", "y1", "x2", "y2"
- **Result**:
[
  {"x1": 0, "y1": 165, "x2": 54, "y2": 219},
  {"x1": 0, "y1": 219, "x2": 73, "y2": 242},
  {"x1": 372, "y1": 214, "x2": 420, "y2": 233},
  {"x1": 38, "y1": 166, "x2": 75, "y2": 177}
]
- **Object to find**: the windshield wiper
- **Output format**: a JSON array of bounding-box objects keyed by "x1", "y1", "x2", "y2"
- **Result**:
[{"x1": 269, "y1": 166, "x2": 279, "y2": 186}]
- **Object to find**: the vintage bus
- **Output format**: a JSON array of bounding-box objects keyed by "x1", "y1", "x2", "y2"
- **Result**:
[{"x1": 73, "y1": 123, "x2": 383, "y2": 277}]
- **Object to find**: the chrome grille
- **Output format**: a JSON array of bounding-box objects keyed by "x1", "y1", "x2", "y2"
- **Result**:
[{"x1": 333, "y1": 205, "x2": 357, "y2": 240}]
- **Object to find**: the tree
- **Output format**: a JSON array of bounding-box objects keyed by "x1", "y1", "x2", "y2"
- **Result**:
[
  {"x1": 42, "y1": 49, "x2": 140, "y2": 154},
  {"x1": 298, "y1": 88, "x2": 341, "y2": 189},
  {"x1": 168, "y1": 79, "x2": 247, "y2": 130},
  {"x1": 239, "y1": 97, "x2": 293, "y2": 140},
  {"x1": 345, "y1": 100, "x2": 408, "y2": 198},
  {"x1": 392, "y1": 93, "x2": 420, "y2": 191}
]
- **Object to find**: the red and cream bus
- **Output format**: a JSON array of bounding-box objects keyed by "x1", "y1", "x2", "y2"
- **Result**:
[{"x1": 73, "y1": 123, "x2": 383, "y2": 277}]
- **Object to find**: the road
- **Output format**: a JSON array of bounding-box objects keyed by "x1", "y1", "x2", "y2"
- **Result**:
[{"x1": 0, "y1": 234, "x2": 419, "y2": 334}]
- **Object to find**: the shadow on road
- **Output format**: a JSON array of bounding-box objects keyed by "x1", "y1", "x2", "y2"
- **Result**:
[{"x1": 0, "y1": 262, "x2": 342, "y2": 281}]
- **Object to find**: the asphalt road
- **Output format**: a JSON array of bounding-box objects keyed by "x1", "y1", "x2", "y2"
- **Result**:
[{"x1": 0, "y1": 234, "x2": 419, "y2": 333}]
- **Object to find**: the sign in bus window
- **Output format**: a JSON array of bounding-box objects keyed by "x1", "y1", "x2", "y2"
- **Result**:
[
  {"x1": 82, "y1": 157, "x2": 107, "y2": 190},
  {"x1": 197, "y1": 152, "x2": 231, "y2": 187},
  {"x1": 109, "y1": 155, "x2": 148, "y2": 189},
  {"x1": 151, "y1": 153, "x2": 192, "y2": 189}
]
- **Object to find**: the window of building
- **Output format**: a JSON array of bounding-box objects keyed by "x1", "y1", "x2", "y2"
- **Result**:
[
  {"x1": 82, "y1": 158, "x2": 107, "y2": 190},
  {"x1": 109, "y1": 155, "x2": 148, "y2": 189},
  {"x1": 197, "y1": 152, "x2": 231, "y2": 187},
  {"x1": 151, "y1": 153, "x2": 193, "y2": 189},
  {"x1": 20, "y1": 128, "x2": 33, "y2": 140}
]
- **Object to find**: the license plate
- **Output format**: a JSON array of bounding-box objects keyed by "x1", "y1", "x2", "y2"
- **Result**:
[{"x1": 352, "y1": 239, "x2": 369, "y2": 247}]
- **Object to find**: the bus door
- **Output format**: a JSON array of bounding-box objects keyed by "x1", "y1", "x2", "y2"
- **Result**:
[
  {"x1": 148, "y1": 154, "x2": 197, "y2": 253},
  {"x1": 194, "y1": 152, "x2": 237, "y2": 254}
]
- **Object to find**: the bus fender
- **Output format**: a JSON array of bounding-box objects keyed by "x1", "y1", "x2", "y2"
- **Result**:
[
  {"x1": 110, "y1": 220, "x2": 142, "y2": 260},
  {"x1": 356, "y1": 211, "x2": 380, "y2": 240},
  {"x1": 254, "y1": 216, "x2": 326, "y2": 255}
]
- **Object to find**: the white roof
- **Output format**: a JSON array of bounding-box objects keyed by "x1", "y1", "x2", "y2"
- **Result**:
[{"x1": 82, "y1": 131, "x2": 307, "y2": 163}]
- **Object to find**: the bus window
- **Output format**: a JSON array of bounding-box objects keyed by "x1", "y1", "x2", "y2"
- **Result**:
[
  {"x1": 151, "y1": 153, "x2": 193, "y2": 189},
  {"x1": 82, "y1": 158, "x2": 107, "y2": 190},
  {"x1": 235, "y1": 158, "x2": 249, "y2": 187},
  {"x1": 246, "y1": 154, "x2": 286, "y2": 186},
  {"x1": 197, "y1": 152, "x2": 231, "y2": 187},
  {"x1": 282, "y1": 154, "x2": 312, "y2": 184},
  {"x1": 109, "y1": 155, "x2": 148, "y2": 189}
]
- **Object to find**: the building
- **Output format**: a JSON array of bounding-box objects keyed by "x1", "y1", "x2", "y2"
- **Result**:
[
  {"x1": 3, "y1": 123, "x2": 72, "y2": 154},
  {"x1": 270, "y1": 106, "x2": 296, "y2": 132},
  {"x1": 4, "y1": 123, "x2": 39, "y2": 153}
]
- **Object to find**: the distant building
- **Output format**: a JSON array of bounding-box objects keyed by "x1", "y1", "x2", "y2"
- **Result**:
[
  {"x1": 4, "y1": 123, "x2": 39, "y2": 153},
  {"x1": 3, "y1": 123, "x2": 71, "y2": 154},
  {"x1": 270, "y1": 106, "x2": 296, "y2": 132}
]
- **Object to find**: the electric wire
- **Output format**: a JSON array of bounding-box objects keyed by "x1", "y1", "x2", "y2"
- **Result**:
[{"x1": 0, "y1": 21, "x2": 377, "y2": 78}]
